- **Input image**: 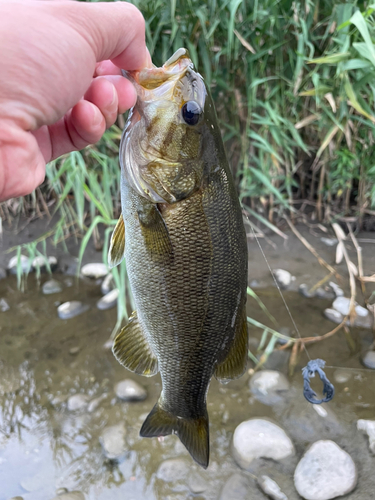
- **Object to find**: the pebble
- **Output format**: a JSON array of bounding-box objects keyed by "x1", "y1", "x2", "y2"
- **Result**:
[
  {"x1": 101, "y1": 273, "x2": 115, "y2": 295},
  {"x1": 32, "y1": 255, "x2": 58, "y2": 272},
  {"x1": 249, "y1": 370, "x2": 289, "y2": 404},
  {"x1": 273, "y1": 269, "x2": 293, "y2": 289},
  {"x1": 232, "y1": 419, "x2": 294, "y2": 469},
  {"x1": 57, "y1": 301, "x2": 89, "y2": 320},
  {"x1": 331, "y1": 297, "x2": 372, "y2": 328},
  {"x1": 188, "y1": 472, "x2": 208, "y2": 494},
  {"x1": 87, "y1": 394, "x2": 107, "y2": 413},
  {"x1": 219, "y1": 473, "x2": 251, "y2": 500},
  {"x1": 257, "y1": 475, "x2": 288, "y2": 500},
  {"x1": 69, "y1": 346, "x2": 80, "y2": 355},
  {"x1": 81, "y1": 263, "x2": 108, "y2": 279},
  {"x1": 114, "y1": 379, "x2": 147, "y2": 401},
  {"x1": 315, "y1": 287, "x2": 335, "y2": 300},
  {"x1": 321, "y1": 237, "x2": 338, "y2": 247},
  {"x1": 56, "y1": 488, "x2": 69, "y2": 495},
  {"x1": 324, "y1": 308, "x2": 343, "y2": 324},
  {"x1": 0, "y1": 298, "x2": 10, "y2": 312},
  {"x1": 49, "y1": 493, "x2": 85, "y2": 500},
  {"x1": 357, "y1": 419, "x2": 375, "y2": 453},
  {"x1": 299, "y1": 284, "x2": 315, "y2": 298},
  {"x1": 96, "y1": 288, "x2": 119, "y2": 310},
  {"x1": 333, "y1": 369, "x2": 351, "y2": 384},
  {"x1": 329, "y1": 282, "x2": 344, "y2": 297},
  {"x1": 42, "y1": 279, "x2": 63, "y2": 295},
  {"x1": 0, "y1": 267, "x2": 6, "y2": 280},
  {"x1": 156, "y1": 458, "x2": 189, "y2": 482},
  {"x1": 67, "y1": 394, "x2": 89, "y2": 412},
  {"x1": 8, "y1": 497, "x2": 24, "y2": 500},
  {"x1": 361, "y1": 351, "x2": 375, "y2": 369},
  {"x1": 8, "y1": 254, "x2": 31, "y2": 274},
  {"x1": 99, "y1": 423, "x2": 127, "y2": 461},
  {"x1": 294, "y1": 440, "x2": 357, "y2": 500}
]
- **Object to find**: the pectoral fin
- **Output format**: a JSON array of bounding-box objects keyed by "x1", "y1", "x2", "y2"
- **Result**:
[
  {"x1": 113, "y1": 311, "x2": 158, "y2": 376},
  {"x1": 108, "y1": 214, "x2": 125, "y2": 268},
  {"x1": 214, "y1": 313, "x2": 248, "y2": 384},
  {"x1": 137, "y1": 204, "x2": 173, "y2": 262}
]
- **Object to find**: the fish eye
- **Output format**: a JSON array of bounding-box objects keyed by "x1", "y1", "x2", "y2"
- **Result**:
[{"x1": 181, "y1": 101, "x2": 202, "y2": 126}]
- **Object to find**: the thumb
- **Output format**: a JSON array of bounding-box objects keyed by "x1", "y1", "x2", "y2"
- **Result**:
[{"x1": 54, "y1": 1, "x2": 148, "y2": 70}]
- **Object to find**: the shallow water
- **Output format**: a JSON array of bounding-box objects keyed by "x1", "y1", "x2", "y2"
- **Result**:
[{"x1": 0, "y1": 274, "x2": 374, "y2": 500}]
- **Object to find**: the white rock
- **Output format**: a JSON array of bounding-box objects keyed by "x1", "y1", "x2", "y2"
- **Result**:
[
  {"x1": 57, "y1": 301, "x2": 89, "y2": 320},
  {"x1": 101, "y1": 273, "x2": 115, "y2": 295},
  {"x1": 361, "y1": 351, "x2": 375, "y2": 369},
  {"x1": 250, "y1": 370, "x2": 289, "y2": 396},
  {"x1": 114, "y1": 379, "x2": 147, "y2": 401},
  {"x1": 232, "y1": 419, "x2": 294, "y2": 469},
  {"x1": 99, "y1": 423, "x2": 127, "y2": 460},
  {"x1": 81, "y1": 263, "x2": 108, "y2": 279},
  {"x1": 42, "y1": 279, "x2": 62, "y2": 295},
  {"x1": 49, "y1": 492, "x2": 85, "y2": 500},
  {"x1": 333, "y1": 369, "x2": 351, "y2": 384},
  {"x1": 331, "y1": 297, "x2": 373, "y2": 328},
  {"x1": 329, "y1": 282, "x2": 344, "y2": 297},
  {"x1": 156, "y1": 458, "x2": 189, "y2": 482},
  {"x1": 67, "y1": 394, "x2": 89, "y2": 411},
  {"x1": 273, "y1": 269, "x2": 293, "y2": 289},
  {"x1": 257, "y1": 475, "x2": 288, "y2": 500},
  {"x1": 87, "y1": 394, "x2": 107, "y2": 413},
  {"x1": 7, "y1": 254, "x2": 31, "y2": 274},
  {"x1": 321, "y1": 238, "x2": 338, "y2": 247},
  {"x1": 188, "y1": 472, "x2": 208, "y2": 494},
  {"x1": 219, "y1": 473, "x2": 251, "y2": 500},
  {"x1": 0, "y1": 298, "x2": 10, "y2": 312},
  {"x1": 96, "y1": 288, "x2": 119, "y2": 310},
  {"x1": 324, "y1": 308, "x2": 343, "y2": 324},
  {"x1": 357, "y1": 419, "x2": 375, "y2": 453},
  {"x1": 294, "y1": 440, "x2": 357, "y2": 500},
  {"x1": 32, "y1": 255, "x2": 57, "y2": 271}
]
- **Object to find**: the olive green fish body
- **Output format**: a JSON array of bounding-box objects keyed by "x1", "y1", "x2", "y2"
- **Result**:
[{"x1": 110, "y1": 49, "x2": 248, "y2": 468}]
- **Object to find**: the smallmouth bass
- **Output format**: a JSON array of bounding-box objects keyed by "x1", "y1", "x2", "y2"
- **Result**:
[{"x1": 109, "y1": 48, "x2": 248, "y2": 468}]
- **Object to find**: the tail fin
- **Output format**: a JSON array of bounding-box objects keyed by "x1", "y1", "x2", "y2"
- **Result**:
[{"x1": 140, "y1": 401, "x2": 209, "y2": 469}]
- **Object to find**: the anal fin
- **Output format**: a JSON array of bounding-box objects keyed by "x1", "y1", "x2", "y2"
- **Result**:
[
  {"x1": 214, "y1": 312, "x2": 248, "y2": 384},
  {"x1": 108, "y1": 213, "x2": 125, "y2": 268},
  {"x1": 140, "y1": 400, "x2": 209, "y2": 469},
  {"x1": 113, "y1": 311, "x2": 158, "y2": 376}
]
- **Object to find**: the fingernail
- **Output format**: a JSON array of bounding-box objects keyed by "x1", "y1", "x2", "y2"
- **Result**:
[
  {"x1": 109, "y1": 84, "x2": 117, "y2": 107},
  {"x1": 91, "y1": 104, "x2": 103, "y2": 127}
]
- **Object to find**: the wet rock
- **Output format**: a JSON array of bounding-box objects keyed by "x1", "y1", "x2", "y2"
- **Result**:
[
  {"x1": 299, "y1": 284, "x2": 315, "y2": 298},
  {"x1": 8, "y1": 254, "x2": 31, "y2": 274},
  {"x1": 156, "y1": 458, "x2": 189, "y2": 482},
  {"x1": 332, "y1": 297, "x2": 372, "y2": 328},
  {"x1": 294, "y1": 440, "x2": 357, "y2": 500},
  {"x1": 333, "y1": 369, "x2": 351, "y2": 384},
  {"x1": 357, "y1": 419, "x2": 375, "y2": 453},
  {"x1": 97, "y1": 288, "x2": 119, "y2": 310},
  {"x1": 361, "y1": 351, "x2": 375, "y2": 369},
  {"x1": 257, "y1": 475, "x2": 288, "y2": 500},
  {"x1": 114, "y1": 379, "x2": 147, "y2": 401},
  {"x1": 69, "y1": 346, "x2": 80, "y2": 355},
  {"x1": 321, "y1": 237, "x2": 338, "y2": 247},
  {"x1": 0, "y1": 267, "x2": 6, "y2": 280},
  {"x1": 87, "y1": 394, "x2": 107, "y2": 413},
  {"x1": 329, "y1": 282, "x2": 344, "y2": 297},
  {"x1": 273, "y1": 269, "x2": 293, "y2": 289},
  {"x1": 232, "y1": 419, "x2": 294, "y2": 469},
  {"x1": 0, "y1": 298, "x2": 10, "y2": 312},
  {"x1": 67, "y1": 394, "x2": 89, "y2": 411},
  {"x1": 99, "y1": 423, "x2": 127, "y2": 461},
  {"x1": 101, "y1": 273, "x2": 115, "y2": 295},
  {"x1": 323, "y1": 308, "x2": 343, "y2": 324},
  {"x1": 42, "y1": 279, "x2": 63, "y2": 295},
  {"x1": 56, "y1": 488, "x2": 69, "y2": 495},
  {"x1": 81, "y1": 263, "x2": 108, "y2": 279},
  {"x1": 57, "y1": 301, "x2": 89, "y2": 320},
  {"x1": 33, "y1": 255, "x2": 58, "y2": 272},
  {"x1": 50, "y1": 492, "x2": 85, "y2": 500},
  {"x1": 188, "y1": 472, "x2": 208, "y2": 494},
  {"x1": 249, "y1": 370, "x2": 290, "y2": 404},
  {"x1": 219, "y1": 473, "x2": 251, "y2": 500},
  {"x1": 315, "y1": 287, "x2": 335, "y2": 300}
]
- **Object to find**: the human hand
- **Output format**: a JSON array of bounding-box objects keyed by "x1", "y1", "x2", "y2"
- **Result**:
[{"x1": 0, "y1": 0, "x2": 150, "y2": 201}]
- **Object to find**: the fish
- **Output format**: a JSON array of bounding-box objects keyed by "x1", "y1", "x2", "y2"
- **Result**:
[{"x1": 108, "y1": 48, "x2": 248, "y2": 469}]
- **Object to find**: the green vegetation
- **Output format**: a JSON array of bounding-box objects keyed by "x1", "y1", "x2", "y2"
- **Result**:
[{"x1": 2, "y1": 0, "x2": 375, "y2": 336}]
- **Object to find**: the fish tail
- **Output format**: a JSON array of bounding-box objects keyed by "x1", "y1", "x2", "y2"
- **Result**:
[{"x1": 140, "y1": 400, "x2": 209, "y2": 469}]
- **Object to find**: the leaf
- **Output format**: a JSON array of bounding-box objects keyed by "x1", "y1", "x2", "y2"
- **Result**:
[
  {"x1": 349, "y1": 11, "x2": 375, "y2": 67},
  {"x1": 299, "y1": 86, "x2": 333, "y2": 96},
  {"x1": 234, "y1": 29, "x2": 256, "y2": 54},
  {"x1": 243, "y1": 206, "x2": 288, "y2": 239},
  {"x1": 307, "y1": 53, "x2": 350, "y2": 64},
  {"x1": 295, "y1": 114, "x2": 321, "y2": 129},
  {"x1": 316, "y1": 125, "x2": 340, "y2": 160},
  {"x1": 341, "y1": 58, "x2": 372, "y2": 70},
  {"x1": 344, "y1": 78, "x2": 375, "y2": 122}
]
